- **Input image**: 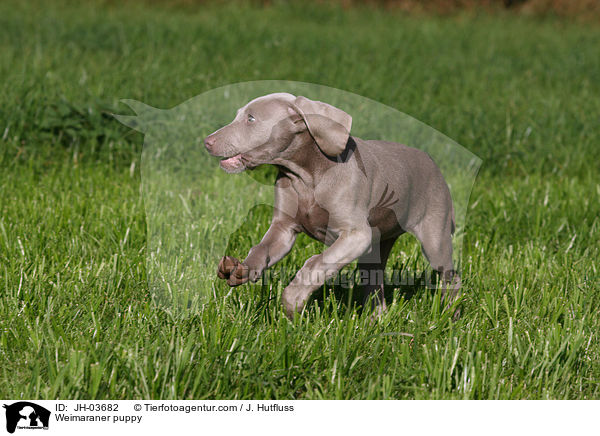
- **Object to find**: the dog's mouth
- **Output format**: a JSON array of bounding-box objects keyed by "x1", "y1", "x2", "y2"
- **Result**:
[{"x1": 219, "y1": 154, "x2": 247, "y2": 173}]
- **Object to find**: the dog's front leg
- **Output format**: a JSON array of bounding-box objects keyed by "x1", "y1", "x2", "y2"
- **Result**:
[
  {"x1": 218, "y1": 219, "x2": 298, "y2": 287},
  {"x1": 281, "y1": 227, "x2": 372, "y2": 319}
]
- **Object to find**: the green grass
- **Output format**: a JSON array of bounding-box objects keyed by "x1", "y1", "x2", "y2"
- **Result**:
[{"x1": 0, "y1": 0, "x2": 599, "y2": 399}]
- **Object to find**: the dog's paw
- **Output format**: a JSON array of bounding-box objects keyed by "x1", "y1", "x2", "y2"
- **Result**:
[
  {"x1": 217, "y1": 256, "x2": 237, "y2": 279},
  {"x1": 217, "y1": 256, "x2": 250, "y2": 286}
]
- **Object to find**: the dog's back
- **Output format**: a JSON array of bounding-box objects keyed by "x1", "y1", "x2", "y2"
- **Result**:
[{"x1": 350, "y1": 137, "x2": 453, "y2": 237}]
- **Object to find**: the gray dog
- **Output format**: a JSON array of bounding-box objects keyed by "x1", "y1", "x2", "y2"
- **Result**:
[{"x1": 205, "y1": 93, "x2": 459, "y2": 319}]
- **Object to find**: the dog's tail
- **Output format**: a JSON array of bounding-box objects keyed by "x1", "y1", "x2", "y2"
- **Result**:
[{"x1": 451, "y1": 205, "x2": 456, "y2": 235}]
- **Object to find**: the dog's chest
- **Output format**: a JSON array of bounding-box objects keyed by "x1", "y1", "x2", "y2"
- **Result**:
[{"x1": 292, "y1": 184, "x2": 332, "y2": 244}]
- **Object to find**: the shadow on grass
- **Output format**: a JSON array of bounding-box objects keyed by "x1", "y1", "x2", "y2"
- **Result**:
[{"x1": 310, "y1": 270, "x2": 435, "y2": 317}]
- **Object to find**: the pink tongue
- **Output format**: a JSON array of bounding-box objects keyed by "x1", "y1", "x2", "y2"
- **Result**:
[{"x1": 220, "y1": 154, "x2": 243, "y2": 171}]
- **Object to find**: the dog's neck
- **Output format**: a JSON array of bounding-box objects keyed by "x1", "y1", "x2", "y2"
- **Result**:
[{"x1": 272, "y1": 131, "x2": 350, "y2": 187}]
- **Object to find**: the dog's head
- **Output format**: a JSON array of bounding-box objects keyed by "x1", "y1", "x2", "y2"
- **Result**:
[{"x1": 204, "y1": 93, "x2": 352, "y2": 173}]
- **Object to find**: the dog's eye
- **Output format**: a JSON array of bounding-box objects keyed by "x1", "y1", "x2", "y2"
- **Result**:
[{"x1": 247, "y1": 114, "x2": 256, "y2": 123}]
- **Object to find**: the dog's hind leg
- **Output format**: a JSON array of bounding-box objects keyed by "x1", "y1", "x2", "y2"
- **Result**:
[{"x1": 413, "y1": 213, "x2": 461, "y2": 317}]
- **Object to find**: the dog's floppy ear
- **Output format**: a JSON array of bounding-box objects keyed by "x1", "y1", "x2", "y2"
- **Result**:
[{"x1": 290, "y1": 96, "x2": 352, "y2": 157}]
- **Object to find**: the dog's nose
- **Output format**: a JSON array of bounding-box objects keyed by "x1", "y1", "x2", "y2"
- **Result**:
[{"x1": 204, "y1": 135, "x2": 215, "y2": 151}]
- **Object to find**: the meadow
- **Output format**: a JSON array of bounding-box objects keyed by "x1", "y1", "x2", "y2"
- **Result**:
[{"x1": 0, "y1": 0, "x2": 598, "y2": 399}]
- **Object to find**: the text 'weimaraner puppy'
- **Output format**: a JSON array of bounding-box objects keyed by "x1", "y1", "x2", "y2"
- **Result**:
[{"x1": 204, "y1": 93, "x2": 459, "y2": 319}]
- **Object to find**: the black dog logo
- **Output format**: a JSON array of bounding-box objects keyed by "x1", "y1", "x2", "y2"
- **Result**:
[{"x1": 3, "y1": 402, "x2": 50, "y2": 433}]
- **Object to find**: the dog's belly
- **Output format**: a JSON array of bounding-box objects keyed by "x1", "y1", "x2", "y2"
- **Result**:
[
  {"x1": 297, "y1": 202, "x2": 404, "y2": 245},
  {"x1": 294, "y1": 191, "x2": 405, "y2": 245}
]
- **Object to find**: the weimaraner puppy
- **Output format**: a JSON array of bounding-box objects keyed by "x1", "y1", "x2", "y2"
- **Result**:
[{"x1": 204, "y1": 93, "x2": 459, "y2": 319}]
